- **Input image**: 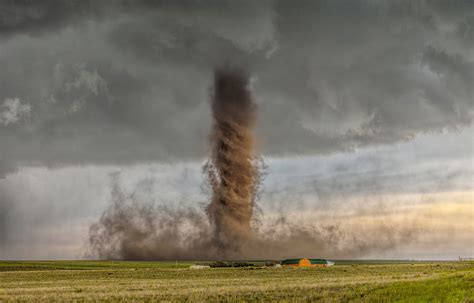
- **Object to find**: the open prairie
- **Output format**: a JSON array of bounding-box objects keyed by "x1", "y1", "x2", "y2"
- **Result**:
[{"x1": 0, "y1": 261, "x2": 472, "y2": 302}]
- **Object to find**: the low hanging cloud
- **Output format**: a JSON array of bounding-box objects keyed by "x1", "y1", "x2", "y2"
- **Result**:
[
  {"x1": 0, "y1": 0, "x2": 472, "y2": 178},
  {"x1": 0, "y1": 98, "x2": 31, "y2": 126}
]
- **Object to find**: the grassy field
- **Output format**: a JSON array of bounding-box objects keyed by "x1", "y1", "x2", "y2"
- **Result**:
[{"x1": 0, "y1": 260, "x2": 472, "y2": 302}]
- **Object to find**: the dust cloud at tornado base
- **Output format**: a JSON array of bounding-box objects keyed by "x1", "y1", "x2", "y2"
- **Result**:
[{"x1": 87, "y1": 69, "x2": 421, "y2": 260}]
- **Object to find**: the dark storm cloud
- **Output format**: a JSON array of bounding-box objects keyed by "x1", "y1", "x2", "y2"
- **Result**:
[
  {"x1": 0, "y1": 0, "x2": 473, "y2": 177},
  {"x1": 0, "y1": 0, "x2": 103, "y2": 38}
]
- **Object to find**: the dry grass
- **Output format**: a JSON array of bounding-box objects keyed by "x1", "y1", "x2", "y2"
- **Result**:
[{"x1": 0, "y1": 261, "x2": 472, "y2": 302}]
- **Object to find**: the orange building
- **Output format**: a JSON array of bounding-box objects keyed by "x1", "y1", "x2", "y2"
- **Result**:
[{"x1": 280, "y1": 258, "x2": 334, "y2": 267}]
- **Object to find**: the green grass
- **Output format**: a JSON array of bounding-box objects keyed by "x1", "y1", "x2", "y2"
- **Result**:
[{"x1": 0, "y1": 260, "x2": 472, "y2": 302}]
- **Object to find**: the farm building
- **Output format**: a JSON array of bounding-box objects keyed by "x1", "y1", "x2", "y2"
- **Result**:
[{"x1": 280, "y1": 258, "x2": 335, "y2": 267}]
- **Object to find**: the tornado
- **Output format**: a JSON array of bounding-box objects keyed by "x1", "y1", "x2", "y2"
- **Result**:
[
  {"x1": 204, "y1": 68, "x2": 260, "y2": 256},
  {"x1": 87, "y1": 68, "x2": 419, "y2": 261}
]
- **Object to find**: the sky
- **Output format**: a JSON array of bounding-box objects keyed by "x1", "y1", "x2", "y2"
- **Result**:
[{"x1": 0, "y1": 0, "x2": 473, "y2": 260}]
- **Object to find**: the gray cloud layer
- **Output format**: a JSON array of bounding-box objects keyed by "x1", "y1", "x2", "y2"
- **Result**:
[{"x1": 0, "y1": 0, "x2": 473, "y2": 179}]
